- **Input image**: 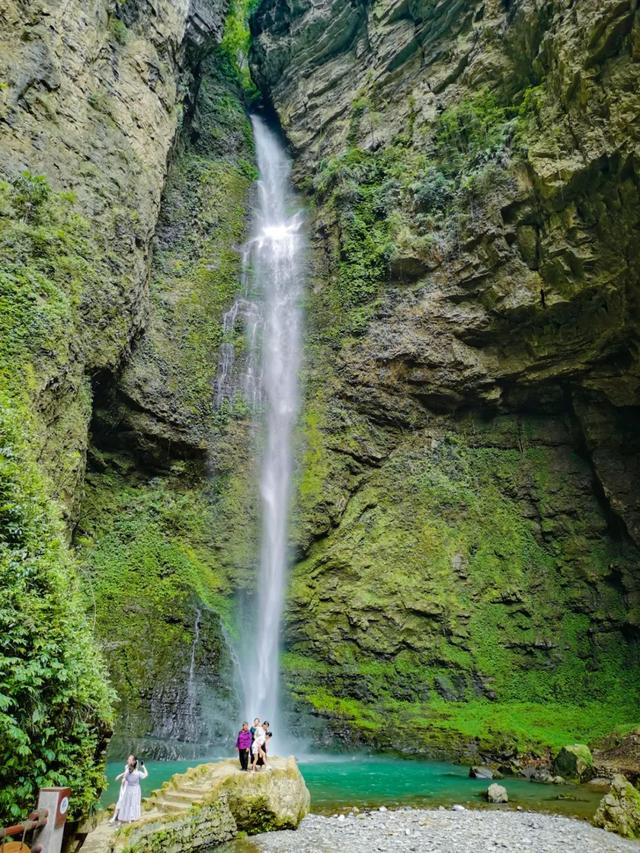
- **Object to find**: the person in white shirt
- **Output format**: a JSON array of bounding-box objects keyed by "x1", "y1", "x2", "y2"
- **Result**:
[{"x1": 251, "y1": 721, "x2": 268, "y2": 771}]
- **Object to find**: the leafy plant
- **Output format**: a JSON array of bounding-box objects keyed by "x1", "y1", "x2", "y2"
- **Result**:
[{"x1": 0, "y1": 174, "x2": 114, "y2": 822}]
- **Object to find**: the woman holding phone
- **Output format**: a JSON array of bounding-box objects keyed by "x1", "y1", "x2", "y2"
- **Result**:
[{"x1": 110, "y1": 754, "x2": 148, "y2": 823}]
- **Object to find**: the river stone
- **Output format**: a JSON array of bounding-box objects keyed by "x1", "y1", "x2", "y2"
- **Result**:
[
  {"x1": 487, "y1": 784, "x2": 509, "y2": 803},
  {"x1": 593, "y1": 774, "x2": 640, "y2": 839},
  {"x1": 553, "y1": 744, "x2": 594, "y2": 782},
  {"x1": 470, "y1": 766, "x2": 494, "y2": 779}
]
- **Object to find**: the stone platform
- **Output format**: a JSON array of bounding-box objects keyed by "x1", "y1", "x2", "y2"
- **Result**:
[{"x1": 81, "y1": 756, "x2": 310, "y2": 852}]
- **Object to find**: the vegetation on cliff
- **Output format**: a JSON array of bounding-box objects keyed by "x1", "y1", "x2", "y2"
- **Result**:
[
  {"x1": 0, "y1": 0, "x2": 256, "y2": 820},
  {"x1": 0, "y1": 175, "x2": 114, "y2": 819},
  {"x1": 251, "y1": 0, "x2": 640, "y2": 757},
  {"x1": 74, "y1": 37, "x2": 257, "y2": 756},
  {"x1": 2, "y1": 0, "x2": 640, "y2": 824}
]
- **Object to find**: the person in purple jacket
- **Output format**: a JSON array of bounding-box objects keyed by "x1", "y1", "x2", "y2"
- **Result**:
[{"x1": 236, "y1": 721, "x2": 252, "y2": 771}]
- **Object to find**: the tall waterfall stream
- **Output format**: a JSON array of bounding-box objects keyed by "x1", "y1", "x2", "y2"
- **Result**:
[{"x1": 216, "y1": 115, "x2": 304, "y2": 748}]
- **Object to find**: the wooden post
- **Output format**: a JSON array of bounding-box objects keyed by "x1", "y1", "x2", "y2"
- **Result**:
[{"x1": 31, "y1": 789, "x2": 71, "y2": 853}]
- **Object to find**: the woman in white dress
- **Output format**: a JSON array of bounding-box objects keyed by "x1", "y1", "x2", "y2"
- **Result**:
[
  {"x1": 110, "y1": 754, "x2": 148, "y2": 823},
  {"x1": 251, "y1": 721, "x2": 267, "y2": 771}
]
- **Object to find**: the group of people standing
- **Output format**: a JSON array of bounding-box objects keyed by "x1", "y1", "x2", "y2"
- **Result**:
[{"x1": 236, "y1": 718, "x2": 273, "y2": 772}]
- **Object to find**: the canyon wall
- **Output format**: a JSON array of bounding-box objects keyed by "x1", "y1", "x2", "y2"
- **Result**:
[
  {"x1": 2, "y1": 0, "x2": 640, "y2": 823},
  {"x1": 250, "y1": 0, "x2": 640, "y2": 757},
  {"x1": 0, "y1": 0, "x2": 249, "y2": 818}
]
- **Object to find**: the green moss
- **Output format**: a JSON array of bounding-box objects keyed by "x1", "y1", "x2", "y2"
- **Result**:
[
  {"x1": 75, "y1": 44, "x2": 257, "y2": 741},
  {"x1": 286, "y1": 415, "x2": 640, "y2": 757},
  {"x1": 220, "y1": 0, "x2": 261, "y2": 97},
  {"x1": 75, "y1": 460, "x2": 234, "y2": 734},
  {"x1": 148, "y1": 156, "x2": 253, "y2": 419},
  {"x1": 298, "y1": 406, "x2": 331, "y2": 506}
]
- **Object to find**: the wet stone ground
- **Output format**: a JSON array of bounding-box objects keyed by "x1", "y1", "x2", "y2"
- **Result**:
[{"x1": 249, "y1": 808, "x2": 640, "y2": 852}]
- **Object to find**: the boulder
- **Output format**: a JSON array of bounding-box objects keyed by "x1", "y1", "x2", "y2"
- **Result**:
[
  {"x1": 486, "y1": 784, "x2": 509, "y2": 803},
  {"x1": 469, "y1": 766, "x2": 493, "y2": 779},
  {"x1": 553, "y1": 744, "x2": 594, "y2": 781},
  {"x1": 593, "y1": 774, "x2": 640, "y2": 839},
  {"x1": 112, "y1": 798, "x2": 236, "y2": 852},
  {"x1": 110, "y1": 756, "x2": 310, "y2": 851},
  {"x1": 588, "y1": 777, "x2": 612, "y2": 791}
]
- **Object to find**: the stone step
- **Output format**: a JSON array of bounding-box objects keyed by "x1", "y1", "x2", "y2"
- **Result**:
[
  {"x1": 153, "y1": 798, "x2": 192, "y2": 814},
  {"x1": 160, "y1": 790, "x2": 200, "y2": 804},
  {"x1": 167, "y1": 783, "x2": 211, "y2": 797}
]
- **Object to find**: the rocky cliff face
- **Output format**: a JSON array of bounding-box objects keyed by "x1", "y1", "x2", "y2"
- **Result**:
[
  {"x1": 250, "y1": 0, "x2": 640, "y2": 755},
  {"x1": 0, "y1": 0, "x2": 226, "y2": 519},
  {"x1": 0, "y1": 0, "x2": 242, "y2": 819},
  {"x1": 75, "y1": 44, "x2": 258, "y2": 759},
  {"x1": 2, "y1": 0, "x2": 640, "y2": 822}
]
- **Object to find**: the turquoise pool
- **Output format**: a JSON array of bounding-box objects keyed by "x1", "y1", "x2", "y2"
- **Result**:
[{"x1": 101, "y1": 753, "x2": 602, "y2": 820}]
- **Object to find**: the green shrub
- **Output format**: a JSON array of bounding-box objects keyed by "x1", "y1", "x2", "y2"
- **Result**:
[
  {"x1": 0, "y1": 395, "x2": 114, "y2": 821},
  {"x1": 0, "y1": 174, "x2": 114, "y2": 821}
]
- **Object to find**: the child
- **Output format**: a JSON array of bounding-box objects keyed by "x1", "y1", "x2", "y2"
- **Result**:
[{"x1": 236, "y1": 721, "x2": 252, "y2": 771}]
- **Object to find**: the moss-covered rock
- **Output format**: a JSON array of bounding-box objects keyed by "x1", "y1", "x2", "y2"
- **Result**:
[
  {"x1": 0, "y1": 0, "x2": 231, "y2": 822},
  {"x1": 593, "y1": 774, "x2": 640, "y2": 839},
  {"x1": 282, "y1": 413, "x2": 640, "y2": 757},
  {"x1": 75, "y1": 44, "x2": 257, "y2": 755},
  {"x1": 114, "y1": 797, "x2": 236, "y2": 853},
  {"x1": 553, "y1": 745, "x2": 594, "y2": 782},
  {"x1": 108, "y1": 757, "x2": 309, "y2": 851}
]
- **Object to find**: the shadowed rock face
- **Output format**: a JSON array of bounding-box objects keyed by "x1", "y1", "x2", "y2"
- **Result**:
[
  {"x1": 0, "y1": 0, "x2": 226, "y2": 521},
  {"x1": 250, "y1": 0, "x2": 640, "y2": 754},
  {"x1": 0, "y1": 0, "x2": 237, "y2": 821},
  {"x1": 74, "y1": 44, "x2": 257, "y2": 759}
]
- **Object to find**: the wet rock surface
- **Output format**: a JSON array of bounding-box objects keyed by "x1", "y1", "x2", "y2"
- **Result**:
[{"x1": 251, "y1": 809, "x2": 640, "y2": 852}]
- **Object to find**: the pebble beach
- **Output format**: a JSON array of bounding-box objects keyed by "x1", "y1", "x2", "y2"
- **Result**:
[{"x1": 251, "y1": 808, "x2": 640, "y2": 852}]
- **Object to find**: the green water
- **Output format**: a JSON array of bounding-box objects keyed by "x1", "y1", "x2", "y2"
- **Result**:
[{"x1": 101, "y1": 754, "x2": 602, "y2": 820}]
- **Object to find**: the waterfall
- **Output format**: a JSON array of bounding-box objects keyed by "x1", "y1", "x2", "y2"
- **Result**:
[
  {"x1": 241, "y1": 115, "x2": 305, "y2": 746},
  {"x1": 184, "y1": 607, "x2": 201, "y2": 743}
]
